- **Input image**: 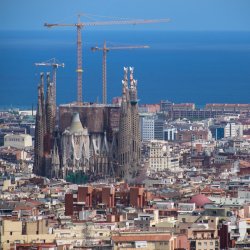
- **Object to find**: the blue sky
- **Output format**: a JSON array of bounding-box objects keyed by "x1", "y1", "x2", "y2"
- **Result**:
[{"x1": 1, "y1": 0, "x2": 250, "y2": 31}]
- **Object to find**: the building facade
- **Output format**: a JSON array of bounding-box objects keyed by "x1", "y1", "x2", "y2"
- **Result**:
[
  {"x1": 146, "y1": 140, "x2": 179, "y2": 172},
  {"x1": 140, "y1": 114, "x2": 155, "y2": 141},
  {"x1": 4, "y1": 134, "x2": 32, "y2": 149}
]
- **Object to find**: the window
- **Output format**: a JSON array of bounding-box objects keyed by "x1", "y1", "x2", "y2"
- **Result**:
[
  {"x1": 210, "y1": 242, "x2": 213, "y2": 245},
  {"x1": 10, "y1": 232, "x2": 12, "y2": 235}
]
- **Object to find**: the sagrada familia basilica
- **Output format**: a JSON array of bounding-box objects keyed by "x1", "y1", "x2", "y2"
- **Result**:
[{"x1": 34, "y1": 67, "x2": 141, "y2": 182}]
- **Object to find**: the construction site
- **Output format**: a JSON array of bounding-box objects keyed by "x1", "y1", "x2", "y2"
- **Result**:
[{"x1": 33, "y1": 15, "x2": 170, "y2": 183}]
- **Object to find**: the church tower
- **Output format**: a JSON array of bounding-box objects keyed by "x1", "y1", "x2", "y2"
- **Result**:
[
  {"x1": 129, "y1": 67, "x2": 141, "y2": 176},
  {"x1": 117, "y1": 67, "x2": 141, "y2": 181},
  {"x1": 34, "y1": 73, "x2": 46, "y2": 176},
  {"x1": 45, "y1": 72, "x2": 55, "y2": 135},
  {"x1": 34, "y1": 72, "x2": 57, "y2": 178}
]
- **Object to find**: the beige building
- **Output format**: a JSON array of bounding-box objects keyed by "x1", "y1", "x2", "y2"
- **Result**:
[
  {"x1": 188, "y1": 230, "x2": 219, "y2": 250},
  {"x1": 1, "y1": 179, "x2": 16, "y2": 192},
  {"x1": 112, "y1": 231, "x2": 177, "y2": 250},
  {"x1": 134, "y1": 209, "x2": 159, "y2": 230},
  {"x1": 0, "y1": 219, "x2": 55, "y2": 250},
  {"x1": 187, "y1": 217, "x2": 220, "y2": 250},
  {"x1": 4, "y1": 134, "x2": 32, "y2": 149},
  {"x1": 54, "y1": 221, "x2": 115, "y2": 248},
  {"x1": 147, "y1": 140, "x2": 179, "y2": 172}
]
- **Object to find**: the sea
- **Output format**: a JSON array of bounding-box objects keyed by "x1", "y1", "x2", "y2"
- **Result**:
[{"x1": 0, "y1": 30, "x2": 250, "y2": 110}]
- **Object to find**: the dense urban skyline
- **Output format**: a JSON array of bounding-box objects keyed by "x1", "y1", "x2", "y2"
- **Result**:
[{"x1": 1, "y1": 2, "x2": 250, "y2": 250}]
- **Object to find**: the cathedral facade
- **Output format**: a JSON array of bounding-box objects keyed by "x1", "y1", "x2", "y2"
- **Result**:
[
  {"x1": 33, "y1": 67, "x2": 141, "y2": 182},
  {"x1": 61, "y1": 112, "x2": 90, "y2": 178}
]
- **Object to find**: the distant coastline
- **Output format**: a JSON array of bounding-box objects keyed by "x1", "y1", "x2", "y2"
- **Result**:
[{"x1": 1, "y1": 30, "x2": 250, "y2": 106}]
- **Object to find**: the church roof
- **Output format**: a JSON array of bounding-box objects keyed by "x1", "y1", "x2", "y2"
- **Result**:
[{"x1": 69, "y1": 113, "x2": 84, "y2": 133}]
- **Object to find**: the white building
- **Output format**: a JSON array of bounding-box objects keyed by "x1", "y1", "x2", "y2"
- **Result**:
[
  {"x1": 224, "y1": 123, "x2": 231, "y2": 138},
  {"x1": 4, "y1": 134, "x2": 32, "y2": 149},
  {"x1": 140, "y1": 114, "x2": 155, "y2": 141},
  {"x1": 235, "y1": 123, "x2": 243, "y2": 137},
  {"x1": 163, "y1": 126, "x2": 177, "y2": 141},
  {"x1": 178, "y1": 203, "x2": 196, "y2": 213},
  {"x1": 18, "y1": 110, "x2": 36, "y2": 116},
  {"x1": 224, "y1": 122, "x2": 238, "y2": 138},
  {"x1": 147, "y1": 140, "x2": 179, "y2": 172},
  {"x1": 154, "y1": 202, "x2": 175, "y2": 210},
  {"x1": 228, "y1": 218, "x2": 250, "y2": 242},
  {"x1": 214, "y1": 153, "x2": 228, "y2": 164}
]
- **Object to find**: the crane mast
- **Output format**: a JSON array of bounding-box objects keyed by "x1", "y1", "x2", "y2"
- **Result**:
[
  {"x1": 91, "y1": 42, "x2": 149, "y2": 104},
  {"x1": 35, "y1": 58, "x2": 64, "y2": 107},
  {"x1": 103, "y1": 41, "x2": 107, "y2": 104},
  {"x1": 45, "y1": 16, "x2": 170, "y2": 104},
  {"x1": 76, "y1": 18, "x2": 83, "y2": 104}
]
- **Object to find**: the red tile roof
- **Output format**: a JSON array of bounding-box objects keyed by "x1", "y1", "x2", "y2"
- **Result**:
[
  {"x1": 201, "y1": 186, "x2": 225, "y2": 194},
  {"x1": 13, "y1": 205, "x2": 33, "y2": 211},
  {"x1": 112, "y1": 234, "x2": 172, "y2": 242},
  {"x1": 188, "y1": 194, "x2": 212, "y2": 207},
  {"x1": 239, "y1": 160, "x2": 250, "y2": 168}
]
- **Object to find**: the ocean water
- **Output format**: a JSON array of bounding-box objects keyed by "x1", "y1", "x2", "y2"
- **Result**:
[{"x1": 0, "y1": 30, "x2": 250, "y2": 109}]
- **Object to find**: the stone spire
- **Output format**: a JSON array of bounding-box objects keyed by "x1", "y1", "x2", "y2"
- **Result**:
[
  {"x1": 69, "y1": 113, "x2": 84, "y2": 133},
  {"x1": 129, "y1": 67, "x2": 141, "y2": 179},
  {"x1": 117, "y1": 67, "x2": 141, "y2": 182},
  {"x1": 51, "y1": 137, "x2": 60, "y2": 178},
  {"x1": 45, "y1": 72, "x2": 55, "y2": 135},
  {"x1": 34, "y1": 73, "x2": 45, "y2": 176},
  {"x1": 40, "y1": 73, "x2": 46, "y2": 135}
]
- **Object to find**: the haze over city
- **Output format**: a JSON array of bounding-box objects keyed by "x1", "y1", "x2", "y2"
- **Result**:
[{"x1": 1, "y1": 0, "x2": 250, "y2": 31}]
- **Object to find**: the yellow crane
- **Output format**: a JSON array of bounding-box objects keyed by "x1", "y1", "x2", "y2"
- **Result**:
[
  {"x1": 45, "y1": 15, "x2": 170, "y2": 104},
  {"x1": 91, "y1": 41, "x2": 149, "y2": 104}
]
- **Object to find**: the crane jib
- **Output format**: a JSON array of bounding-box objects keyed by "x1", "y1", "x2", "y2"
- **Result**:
[{"x1": 44, "y1": 17, "x2": 170, "y2": 103}]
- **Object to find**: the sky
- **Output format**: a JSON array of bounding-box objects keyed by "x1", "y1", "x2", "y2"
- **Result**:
[{"x1": 1, "y1": 0, "x2": 250, "y2": 31}]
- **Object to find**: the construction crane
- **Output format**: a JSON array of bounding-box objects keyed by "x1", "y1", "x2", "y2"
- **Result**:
[
  {"x1": 35, "y1": 58, "x2": 65, "y2": 106},
  {"x1": 45, "y1": 15, "x2": 170, "y2": 104},
  {"x1": 91, "y1": 41, "x2": 149, "y2": 104}
]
